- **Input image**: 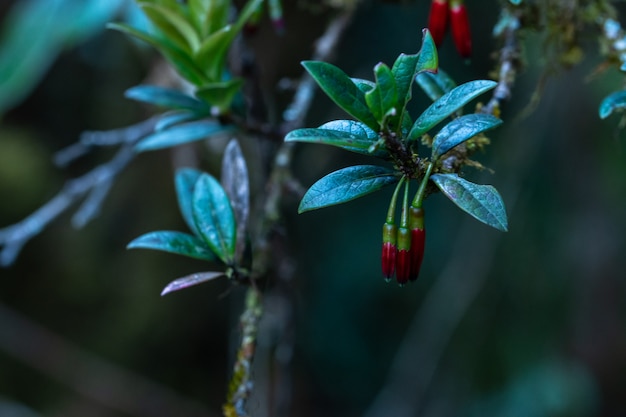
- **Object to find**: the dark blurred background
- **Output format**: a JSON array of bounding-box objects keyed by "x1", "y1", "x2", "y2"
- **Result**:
[{"x1": 1, "y1": 1, "x2": 625, "y2": 416}]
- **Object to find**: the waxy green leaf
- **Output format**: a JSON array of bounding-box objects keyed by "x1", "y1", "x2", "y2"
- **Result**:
[
  {"x1": 416, "y1": 69, "x2": 456, "y2": 102},
  {"x1": 192, "y1": 173, "x2": 236, "y2": 264},
  {"x1": 599, "y1": 90, "x2": 626, "y2": 119},
  {"x1": 415, "y1": 29, "x2": 439, "y2": 74},
  {"x1": 127, "y1": 230, "x2": 216, "y2": 261},
  {"x1": 161, "y1": 271, "x2": 225, "y2": 296},
  {"x1": 302, "y1": 61, "x2": 378, "y2": 130},
  {"x1": 299, "y1": 165, "x2": 398, "y2": 213},
  {"x1": 351, "y1": 78, "x2": 375, "y2": 94},
  {"x1": 365, "y1": 62, "x2": 398, "y2": 125},
  {"x1": 408, "y1": 80, "x2": 497, "y2": 141},
  {"x1": 432, "y1": 114, "x2": 502, "y2": 159},
  {"x1": 194, "y1": 25, "x2": 232, "y2": 80},
  {"x1": 431, "y1": 173, "x2": 508, "y2": 231},
  {"x1": 285, "y1": 122, "x2": 388, "y2": 158},
  {"x1": 135, "y1": 120, "x2": 233, "y2": 152},
  {"x1": 175, "y1": 168, "x2": 203, "y2": 236},
  {"x1": 125, "y1": 85, "x2": 210, "y2": 112}
]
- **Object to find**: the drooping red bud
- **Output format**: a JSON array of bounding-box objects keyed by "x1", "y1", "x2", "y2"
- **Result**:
[
  {"x1": 396, "y1": 227, "x2": 411, "y2": 285},
  {"x1": 450, "y1": 1, "x2": 472, "y2": 58},
  {"x1": 427, "y1": 0, "x2": 449, "y2": 47},
  {"x1": 408, "y1": 207, "x2": 425, "y2": 281},
  {"x1": 382, "y1": 223, "x2": 398, "y2": 281}
]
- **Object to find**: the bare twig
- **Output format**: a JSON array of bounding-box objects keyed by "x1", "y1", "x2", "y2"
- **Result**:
[{"x1": 0, "y1": 117, "x2": 157, "y2": 267}]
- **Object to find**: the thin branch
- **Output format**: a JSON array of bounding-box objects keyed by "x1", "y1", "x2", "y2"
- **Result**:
[{"x1": 0, "y1": 117, "x2": 157, "y2": 267}]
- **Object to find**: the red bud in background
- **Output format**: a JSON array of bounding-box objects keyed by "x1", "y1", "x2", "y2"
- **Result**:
[
  {"x1": 408, "y1": 207, "x2": 425, "y2": 281},
  {"x1": 382, "y1": 223, "x2": 398, "y2": 281},
  {"x1": 450, "y1": 0, "x2": 472, "y2": 58},
  {"x1": 427, "y1": 0, "x2": 449, "y2": 47}
]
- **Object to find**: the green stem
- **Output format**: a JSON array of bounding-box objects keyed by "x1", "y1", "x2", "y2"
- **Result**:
[
  {"x1": 412, "y1": 162, "x2": 433, "y2": 209},
  {"x1": 386, "y1": 176, "x2": 406, "y2": 224},
  {"x1": 223, "y1": 287, "x2": 263, "y2": 417},
  {"x1": 400, "y1": 179, "x2": 410, "y2": 228}
]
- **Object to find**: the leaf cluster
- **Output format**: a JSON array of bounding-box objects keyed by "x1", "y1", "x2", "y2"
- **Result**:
[
  {"x1": 109, "y1": 0, "x2": 263, "y2": 113},
  {"x1": 286, "y1": 30, "x2": 508, "y2": 231},
  {"x1": 127, "y1": 140, "x2": 250, "y2": 295}
]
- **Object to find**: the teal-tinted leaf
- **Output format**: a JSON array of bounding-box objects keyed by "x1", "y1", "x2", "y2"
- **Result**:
[
  {"x1": 432, "y1": 114, "x2": 502, "y2": 159},
  {"x1": 431, "y1": 173, "x2": 508, "y2": 231},
  {"x1": 155, "y1": 110, "x2": 203, "y2": 131},
  {"x1": 299, "y1": 165, "x2": 398, "y2": 213},
  {"x1": 175, "y1": 168, "x2": 203, "y2": 235},
  {"x1": 161, "y1": 271, "x2": 225, "y2": 296},
  {"x1": 195, "y1": 78, "x2": 244, "y2": 111},
  {"x1": 125, "y1": 85, "x2": 210, "y2": 112},
  {"x1": 221, "y1": 139, "x2": 249, "y2": 263},
  {"x1": 135, "y1": 120, "x2": 233, "y2": 152},
  {"x1": 285, "y1": 123, "x2": 388, "y2": 158},
  {"x1": 415, "y1": 29, "x2": 439, "y2": 74},
  {"x1": 351, "y1": 78, "x2": 376, "y2": 93},
  {"x1": 302, "y1": 61, "x2": 378, "y2": 130},
  {"x1": 365, "y1": 62, "x2": 397, "y2": 125},
  {"x1": 599, "y1": 90, "x2": 626, "y2": 119},
  {"x1": 192, "y1": 173, "x2": 236, "y2": 264},
  {"x1": 127, "y1": 230, "x2": 216, "y2": 261},
  {"x1": 408, "y1": 80, "x2": 496, "y2": 140},
  {"x1": 416, "y1": 69, "x2": 457, "y2": 102}
]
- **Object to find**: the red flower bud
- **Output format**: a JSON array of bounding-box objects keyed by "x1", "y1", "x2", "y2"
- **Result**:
[
  {"x1": 382, "y1": 223, "x2": 397, "y2": 281},
  {"x1": 450, "y1": 1, "x2": 472, "y2": 58},
  {"x1": 409, "y1": 207, "x2": 425, "y2": 281},
  {"x1": 396, "y1": 227, "x2": 411, "y2": 285},
  {"x1": 427, "y1": 0, "x2": 449, "y2": 47}
]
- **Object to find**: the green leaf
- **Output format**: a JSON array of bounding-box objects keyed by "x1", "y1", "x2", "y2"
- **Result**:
[
  {"x1": 431, "y1": 173, "x2": 508, "y2": 231},
  {"x1": 155, "y1": 110, "x2": 203, "y2": 131},
  {"x1": 175, "y1": 168, "x2": 203, "y2": 235},
  {"x1": 204, "y1": 0, "x2": 229, "y2": 35},
  {"x1": 392, "y1": 53, "x2": 419, "y2": 111},
  {"x1": 138, "y1": 2, "x2": 200, "y2": 52},
  {"x1": 127, "y1": 230, "x2": 216, "y2": 261},
  {"x1": 194, "y1": 25, "x2": 232, "y2": 80},
  {"x1": 192, "y1": 173, "x2": 236, "y2": 264},
  {"x1": 432, "y1": 114, "x2": 502, "y2": 159},
  {"x1": 125, "y1": 85, "x2": 210, "y2": 112},
  {"x1": 107, "y1": 22, "x2": 207, "y2": 85},
  {"x1": 135, "y1": 120, "x2": 233, "y2": 152},
  {"x1": 302, "y1": 61, "x2": 378, "y2": 130},
  {"x1": 351, "y1": 78, "x2": 376, "y2": 93},
  {"x1": 365, "y1": 62, "x2": 398, "y2": 125},
  {"x1": 285, "y1": 122, "x2": 388, "y2": 158},
  {"x1": 599, "y1": 90, "x2": 626, "y2": 119},
  {"x1": 416, "y1": 69, "x2": 457, "y2": 102},
  {"x1": 415, "y1": 29, "x2": 439, "y2": 74},
  {"x1": 232, "y1": 0, "x2": 264, "y2": 36},
  {"x1": 161, "y1": 271, "x2": 225, "y2": 296},
  {"x1": 299, "y1": 165, "x2": 398, "y2": 213},
  {"x1": 195, "y1": 78, "x2": 244, "y2": 111},
  {"x1": 408, "y1": 80, "x2": 497, "y2": 141}
]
